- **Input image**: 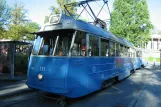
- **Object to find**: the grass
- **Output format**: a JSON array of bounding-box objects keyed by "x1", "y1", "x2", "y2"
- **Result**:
[{"x1": 147, "y1": 56, "x2": 160, "y2": 62}]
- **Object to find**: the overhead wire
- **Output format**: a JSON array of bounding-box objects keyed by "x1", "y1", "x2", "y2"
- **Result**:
[
  {"x1": 76, "y1": 4, "x2": 87, "y2": 20},
  {"x1": 96, "y1": 2, "x2": 106, "y2": 17},
  {"x1": 85, "y1": 6, "x2": 89, "y2": 22},
  {"x1": 95, "y1": 1, "x2": 109, "y2": 13},
  {"x1": 82, "y1": 4, "x2": 95, "y2": 22}
]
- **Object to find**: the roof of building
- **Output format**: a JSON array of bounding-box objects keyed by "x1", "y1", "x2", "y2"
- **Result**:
[{"x1": 151, "y1": 34, "x2": 161, "y2": 38}]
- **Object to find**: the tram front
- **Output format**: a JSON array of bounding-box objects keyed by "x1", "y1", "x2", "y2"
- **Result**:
[
  {"x1": 27, "y1": 14, "x2": 92, "y2": 98},
  {"x1": 26, "y1": 29, "x2": 77, "y2": 95}
]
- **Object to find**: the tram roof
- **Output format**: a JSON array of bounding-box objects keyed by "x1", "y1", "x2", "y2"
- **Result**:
[{"x1": 33, "y1": 14, "x2": 134, "y2": 47}]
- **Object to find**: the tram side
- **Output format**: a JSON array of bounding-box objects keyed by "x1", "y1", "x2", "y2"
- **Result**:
[
  {"x1": 27, "y1": 31, "x2": 137, "y2": 98},
  {"x1": 136, "y1": 48, "x2": 148, "y2": 68},
  {"x1": 26, "y1": 14, "x2": 142, "y2": 98}
]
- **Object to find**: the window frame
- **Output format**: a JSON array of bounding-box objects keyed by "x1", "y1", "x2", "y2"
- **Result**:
[
  {"x1": 100, "y1": 37, "x2": 110, "y2": 57},
  {"x1": 88, "y1": 34, "x2": 99, "y2": 57}
]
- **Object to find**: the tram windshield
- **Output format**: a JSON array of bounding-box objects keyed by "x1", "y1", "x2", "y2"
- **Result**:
[{"x1": 32, "y1": 30, "x2": 74, "y2": 56}]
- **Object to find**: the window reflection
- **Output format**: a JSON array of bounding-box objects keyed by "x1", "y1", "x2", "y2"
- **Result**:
[
  {"x1": 32, "y1": 30, "x2": 74, "y2": 56},
  {"x1": 71, "y1": 32, "x2": 86, "y2": 56}
]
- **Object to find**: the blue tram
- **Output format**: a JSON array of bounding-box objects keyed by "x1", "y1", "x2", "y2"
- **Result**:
[
  {"x1": 135, "y1": 48, "x2": 148, "y2": 68},
  {"x1": 26, "y1": 14, "x2": 143, "y2": 98}
]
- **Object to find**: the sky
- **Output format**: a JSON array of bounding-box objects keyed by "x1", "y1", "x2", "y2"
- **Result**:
[{"x1": 6, "y1": 0, "x2": 161, "y2": 31}]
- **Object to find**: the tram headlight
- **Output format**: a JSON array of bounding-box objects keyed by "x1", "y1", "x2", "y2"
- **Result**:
[
  {"x1": 38, "y1": 74, "x2": 43, "y2": 80},
  {"x1": 49, "y1": 15, "x2": 60, "y2": 24}
]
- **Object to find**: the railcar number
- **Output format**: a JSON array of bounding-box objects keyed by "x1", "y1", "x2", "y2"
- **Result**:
[{"x1": 40, "y1": 66, "x2": 45, "y2": 71}]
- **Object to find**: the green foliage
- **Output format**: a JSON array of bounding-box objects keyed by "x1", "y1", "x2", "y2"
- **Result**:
[
  {"x1": 54, "y1": 0, "x2": 76, "y2": 15},
  {"x1": 0, "y1": 0, "x2": 11, "y2": 38},
  {"x1": 4, "y1": 24, "x2": 26, "y2": 40},
  {"x1": 110, "y1": 0, "x2": 153, "y2": 47},
  {"x1": 0, "y1": 0, "x2": 11, "y2": 27},
  {"x1": 25, "y1": 22, "x2": 40, "y2": 40},
  {"x1": 15, "y1": 54, "x2": 28, "y2": 75},
  {"x1": 10, "y1": 1, "x2": 27, "y2": 25},
  {"x1": 4, "y1": 22, "x2": 39, "y2": 40},
  {"x1": 44, "y1": 0, "x2": 76, "y2": 24},
  {"x1": 0, "y1": 1, "x2": 40, "y2": 40}
]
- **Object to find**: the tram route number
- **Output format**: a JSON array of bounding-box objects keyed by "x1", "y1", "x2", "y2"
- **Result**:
[{"x1": 40, "y1": 66, "x2": 46, "y2": 71}]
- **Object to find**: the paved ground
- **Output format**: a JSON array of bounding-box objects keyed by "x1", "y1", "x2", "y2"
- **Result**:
[
  {"x1": 0, "y1": 64, "x2": 161, "y2": 107},
  {"x1": 133, "y1": 65, "x2": 161, "y2": 107}
]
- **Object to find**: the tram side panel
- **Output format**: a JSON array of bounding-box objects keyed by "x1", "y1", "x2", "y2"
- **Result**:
[
  {"x1": 66, "y1": 57, "x2": 120, "y2": 98},
  {"x1": 65, "y1": 57, "x2": 134, "y2": 98},
  {"x1": 27, "y1": 56, "x2": 135, "y2": 98},
  {"x1": 115, "y1": 57, "x2": 134, "y2": 80},
  {"x1": 99, "y1": 57, "x2": 118, "y2": 80},
  {"x1": 141, "y1": 57, "x2": 148, "y2": 67},
  {"x1": 65, "y1": 57, "x2": 115, "y2": 98},
  {"x1": 66, "y1": 57, "x2": 101, "y2": 98},
  {"x1": 135, "y1": 57, "x2": 142, "y2": 69},
  {"x1": 27, "y1": 56, "x2": 70, "y2": 95}
]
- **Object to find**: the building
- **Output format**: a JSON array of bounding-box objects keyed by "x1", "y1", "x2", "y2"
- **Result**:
[
  {"x1": 146, "y1": 34, "x2": 161, "y2": 51},
  {"x1": 145, "y1": 34, "x2": 161, "y2": 60}
]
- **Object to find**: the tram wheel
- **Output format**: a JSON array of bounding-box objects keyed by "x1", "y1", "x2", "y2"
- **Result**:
[
  {"x1": 131, "y1": 69, "x2": 136, "y2": 74},
  {"x1": 101, "y1": 78, "x2": 116, "y2": 89},
  {"x1": 141, "y1": 65, "x2": 145, "y2": 68},
  {"x1": 101, "y1": 81, "x2": 106, "y2": 89}
]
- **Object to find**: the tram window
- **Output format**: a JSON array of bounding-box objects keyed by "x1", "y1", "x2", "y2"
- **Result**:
[
  {"x1": 124, "y1": 46, "x2": 128, "y2": 57},
  {"x1": 140, "y1": 51, "x2": 142, "y2": 57},
  {"x1": 126, "y1": 47, "x2": 130, "y2": 57},
  {"x1": 120, "y1": 45, "x2": 124, "y2": 57},
  {"x1": 133, "y1": 50, "x2": 135, "y2": 57},
  {"x1": 32, "y1": 36, "x2": 43, "y2": 55},
  {"x1": 126, "y1": 47, "x2": 131, "y2": 57},
  {"x1": 128, "y1": 48, "x2": 132, "y2": 57},
  {"x1": 136, "y1": 51, "x2": 142, "y2": 57},
  {"x1": 89, "y1": 35, "x2": 99, "y2": 56},
  {"x1": 39, "y1": 37, "x2": 56, "y2": 55},
  {"x1": 116, "y1": 43, "x2": 120, "y2": 57},
  {"x1": 54, "y1": 33, "x2": 73, "y2": 56},
  {"x1": 35, "y1": 30, "x2": 73, "y2": 56},
  {"x1": 136, "y1": 51, "x2": 139, "y2": 57},
  {"x1": 71, "y1": 32, "x2": 86, "y2": 56},
  {"x1": 110, "y1": 41, "x2": 115, "y2": 57},
  {"x1": 132, "y1": 48, "x2": 135, "y2": 57},
  {"x1": 101, "y1": 39, "x2": 109, "y2": 56}
]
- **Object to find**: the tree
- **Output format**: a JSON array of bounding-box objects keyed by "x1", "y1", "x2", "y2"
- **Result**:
[
  {"x1": 5, "y1": 24, "x2": 26, "y2": 40},
  {"x1": 44, "y1": 0, "x2": 76, "y2": 24},
  {"x1": 0, "y1": 0, "x2": 11, "y2": 27},
  {"x1": 10, "y1": 1, "x2": 28, "y2": 25},
  {"x1": 24, "y1": 22, "x2": 40, "y2": 40},
  {"x1": 5, "y1": 22, "x2": 39, "y2": 40},
  {"x1": 110, "y1": 0, "x2": 153, "y2": 47},
  {"x1": 1, "y1": 1, "x2": 39, "y2": 40},
  {"x1": 0, "y1": 0, "x2": 11, "y2": 38}
]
